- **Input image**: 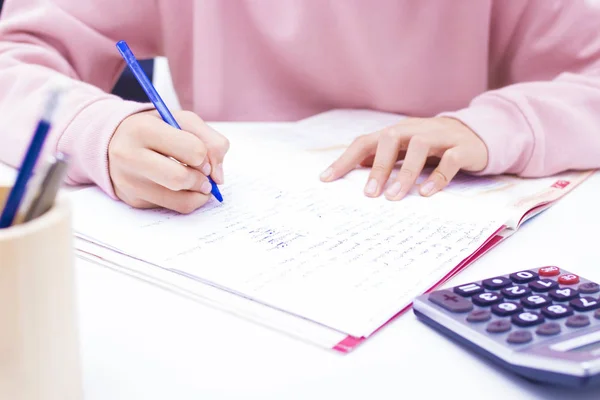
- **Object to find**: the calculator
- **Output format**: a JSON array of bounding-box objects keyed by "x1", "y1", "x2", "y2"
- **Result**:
[{"x1": 413, "y1": 266, "x2": 600, "y2": 388}]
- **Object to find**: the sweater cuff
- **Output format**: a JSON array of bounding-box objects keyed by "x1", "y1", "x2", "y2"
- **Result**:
[
  {"x1": 57, "y1": 97, "x2": 155, "y2": 199},
  {"x1": 438, "y1": 94, "x2": 535, "y2": 176}
]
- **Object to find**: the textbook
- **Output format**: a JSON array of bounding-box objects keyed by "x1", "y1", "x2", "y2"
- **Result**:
[{"x1": 70, "y1": 110, "x2": 594, "y2": 352}]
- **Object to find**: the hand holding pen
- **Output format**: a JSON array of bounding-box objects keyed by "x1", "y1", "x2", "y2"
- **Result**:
[{"x1": 109, "y1": 41, "x2": 229, "y2": 214}]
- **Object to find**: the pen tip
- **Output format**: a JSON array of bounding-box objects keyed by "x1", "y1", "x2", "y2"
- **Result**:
[{"x1": 210, "y1": 180, "x2": 223, "y2": 203}]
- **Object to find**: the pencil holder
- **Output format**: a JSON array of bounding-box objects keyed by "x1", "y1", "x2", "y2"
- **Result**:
[{"x1": 0, "y1": 185, "x2": 83, "y2": 400}]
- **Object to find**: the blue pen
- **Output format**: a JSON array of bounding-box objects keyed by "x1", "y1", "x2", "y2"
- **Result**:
[
  {"x1": 116, "y1": 40, "x2": 223, "y2": 203},
  {"x1": 0, "y1": 90, "x2": 62, "y2": 228}
]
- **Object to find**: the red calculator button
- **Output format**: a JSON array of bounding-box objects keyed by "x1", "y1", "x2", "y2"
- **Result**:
[
  {"x1": 558, "y1": 274, "x2": 580, "y2": 285},
  {"x1": 539, "y1": 266, "x2": 560, "y2": 277}
]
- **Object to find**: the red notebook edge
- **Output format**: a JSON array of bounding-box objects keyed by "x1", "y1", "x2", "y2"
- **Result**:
[{"x1": 332, "y1": 225, "x2": 508, "y2": 354}]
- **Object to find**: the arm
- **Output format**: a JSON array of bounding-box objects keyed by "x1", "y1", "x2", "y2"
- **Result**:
[
  {"x1": 441, "y1": 0, "x2": 600, "y2": 177},
  {"x1": 0, "y1": 0, "x2": 161, "y2": 197}
]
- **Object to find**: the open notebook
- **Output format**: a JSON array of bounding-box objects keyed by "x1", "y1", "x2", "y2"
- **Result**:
[{"x1": 70, "y1": 109, "x2": 594, "y2": 352}]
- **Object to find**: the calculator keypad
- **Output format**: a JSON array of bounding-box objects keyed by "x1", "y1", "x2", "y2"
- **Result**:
[
  {"x1": 509, "y1": 270, "x2": 538, "y2": 284},
  {"x1": 541, "y1": 304, "x2": 573, "y2": 319},
  {"x1": 482, "y1": 277, "x2": 512, "y2": 290},
  {"x1": 538, "y1": 266, "x2": 560, "y2": 277},
  {"x1": 491, "y1": 302, "x2": 523, "y2": 317},
  {"x1": 425, "y1": 267, "x2": 600, "y2": 348},
  {"x1": 467, "y1": 309, "x2": 491, "y2": 323},
  {"x1": 548, "y1": 288, "x2": 579, "y2": 301},
  {"x1": 558, "y1": 274, "x2": 579, "y2": 285},
  {"x1": 501, "y1": 285, "x2": 531, "y2": 299},
  {"x1": 521, "y1": 294, "x2": 552, "y2": 309},
  {"x1": 507, "y1": 330, "x2": 532, "y2": 344},
  {"x1": 512, "y1": 311, "x2": 545, "y2": 327},
  {"x1": 486, "y1": 320, "x2": 511, "y2": 333},
  {"x1": 453, "y1": 283, "x2": 484, "y2": 297},
  {"x1": 529, "y1": 279, "x2": 559, "y2": 292},
  {"x1": 472, "y1": 292, "x2": 503, "y2": 307},
  {"x1": 569, "y1": 297, "x2": 599, "y2": 312},
  {"x1": 579, "y1": 282, "x2": 600, "y2": 294},
  {"x1": 428, "y1": 291, "x2": 473, "y2": 313},
  {"x1": 536, "y1": 322, "x2": 561, "y2": 336},
  {"x1": 566, "y1": 315, "x2": 590, "y2": 328}
]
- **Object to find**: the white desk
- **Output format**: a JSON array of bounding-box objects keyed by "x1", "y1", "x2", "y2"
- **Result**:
[{"x1": 2, "y1": 131, "x2": 600, "y2": 400}]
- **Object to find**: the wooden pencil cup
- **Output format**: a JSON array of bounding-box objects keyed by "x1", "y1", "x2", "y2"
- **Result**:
[{"x1": 0, "y1": 185, "x2": 83, "y2": 400}]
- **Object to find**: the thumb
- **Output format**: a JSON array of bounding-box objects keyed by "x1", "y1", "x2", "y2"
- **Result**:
[{"x1": 175, "y1": 111, "x2": 230, "y2": 184}]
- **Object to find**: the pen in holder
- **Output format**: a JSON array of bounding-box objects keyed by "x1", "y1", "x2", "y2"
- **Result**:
[{"x1": 0, "y1": 185, "x2": 83, "y2": 400}]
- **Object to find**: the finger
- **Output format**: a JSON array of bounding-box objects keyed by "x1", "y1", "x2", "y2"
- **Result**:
[
  {"x1": 131, "y1": 150, "x2": 214, "y2": 195},
  {"x1": 139, "y1": 117, "x2": 209, "y2": 168},
  {"x1": 419, "y1": 148, "x2": 463, "y2": 197},
  {"x1": 364, "y1": 128, "x2": 406, "y2": 197},
  {"x1": 320, "y1": 134, "x2": 377, "y2": 182},
  {"x1": 385, "y1": 135, "x2": 432, "y2": 200},
  {"x1": 359, "y1": 150, "x2": 407, "y2": 167},
  {"x1": 359, "y1": 155, "x2": 375, "y2": 167},
  {"x1": 176, "y1": 111, "x2": 230, "y2": 184},
  {"x1": 138, "y1": 180, "x2": 210, "y2": 214}
]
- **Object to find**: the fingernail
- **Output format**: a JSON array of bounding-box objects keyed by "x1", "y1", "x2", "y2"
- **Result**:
[
  {"x1": 421, "y1": 181, "x2": 435, "y2": 196},
  {"x1": 201, "y1": 163, "x2": 211, "y2": 176},
  {"x1": 364, "y1": 179, "x2": 378, "y2": 196},
  {"x1": 200, "y1": 180, "x2": 212, "y2": 194},
  {"x1": 214, "y1": 163, "x2": 224, "y2": 184},
  {"x1": 385, "y1": 182, "x2": 402, "y2": 198},
  {"x1": 320, "y1": 167, "x2": 333, "y2": 181}
]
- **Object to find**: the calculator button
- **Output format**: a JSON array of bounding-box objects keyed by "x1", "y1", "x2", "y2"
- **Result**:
[
  {"x1": 509, "y1": 270, "x2": 538, "y2": 284},
  {"x1": 529, "y1": 279, "x2": 559, "y2": 292},
  {"x1": 453, "y1": 283, "x2": 484, "y2": 297},
  {"x1": 521, "y1": 294, "x2": 552, "y2": 309},
  {"x1": 472, "y1": 292, "x2": 504, "y2": 307},
  {"x1": 492, "y1": 302, "x2": 523, "y2": 317},
  {"x1": 486, "y1": 319, "x2": 512, "y2": 333},
  {"x1": 579, "y1": 282, "x2": 600, "y2": 294},
  {"x1": 428, "y1": 291, "x2": 474, "y2": 313},
  {"x1": 558, "y1": 274, "x2": 580, "y2": 285},
  {"x1": 482, "y1": 276, "x2": 512, "y2": 290},
  {"x1": 538, "y1": 266, "x2": 560, "y2": 277},
  {"x1": 566, "y1": 315, "x2": 591, "y2": 328},
  {"x1": 541, "y1": 304, "x2": 573, "y2": 319},
  {"x1": 536, "y1": 322, "x2": 561, "y2": 336},
  {"x1": 501, "y1": 285, "x2": 531, "y2": 299},
  {"x1": 512, "y1": 311, "x2": 545, "y2": 327},
  {"x1": 507, "y1": 330, "x2": 533, "y2": 344},
  {"x1": 549, "y1": 288, "x2": 579, "y2": 302},
  {"x1": 467, "y1": 309, "x2": 491, "y2": 323},
  {"x1": 569, "y1": 297, "x2": 600, "y2": 312}
]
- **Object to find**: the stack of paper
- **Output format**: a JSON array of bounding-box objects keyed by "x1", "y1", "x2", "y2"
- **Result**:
[{"x1": 70, "y1": 109, "x2": 594, "y2": 352}]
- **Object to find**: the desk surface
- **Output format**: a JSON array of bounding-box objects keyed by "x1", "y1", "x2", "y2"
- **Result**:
[{"x1": 2, "y1": 125, "x2": 600, "y2": 399}]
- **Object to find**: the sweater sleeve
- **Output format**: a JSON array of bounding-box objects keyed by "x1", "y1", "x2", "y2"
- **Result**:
[
  {"x1": 0, "y1": 0, "x2": 161, "y2": 198},
  {"x1": 440, "y1": 0, "x2": 600, "y2": 177}
]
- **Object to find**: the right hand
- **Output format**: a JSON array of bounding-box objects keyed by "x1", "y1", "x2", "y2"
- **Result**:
[{"x1": 108, "y1": 110, "x2": 230, "y2": 214}]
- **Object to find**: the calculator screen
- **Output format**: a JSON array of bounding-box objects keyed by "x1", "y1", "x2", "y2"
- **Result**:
[{"x1": 570, "y1": 340, "x2": 600, "y2": 353}]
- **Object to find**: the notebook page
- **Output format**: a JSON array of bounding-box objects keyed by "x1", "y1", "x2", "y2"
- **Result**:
[
  {"x1": 71, "y1": 162, "x2": 504, "y2": 337},
  {"x1": 75, "y1": 238, "x2": 350, "y2": 349}
]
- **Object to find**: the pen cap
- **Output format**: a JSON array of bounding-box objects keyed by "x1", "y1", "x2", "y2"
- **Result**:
[{"x1": 0, "y1": 186, "x2": 83, "y2": 400}]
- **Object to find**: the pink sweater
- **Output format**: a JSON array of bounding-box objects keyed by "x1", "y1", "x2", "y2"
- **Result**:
[{"x1": 0, "y1": 0, "x2": 599, "y2": 199}]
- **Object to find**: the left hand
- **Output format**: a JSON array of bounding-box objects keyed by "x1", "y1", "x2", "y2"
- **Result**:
[{"x1": 319, "y1": 117, "x2": 488, "y2": 200}]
